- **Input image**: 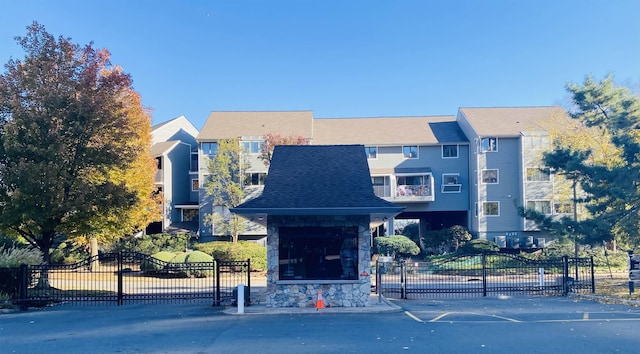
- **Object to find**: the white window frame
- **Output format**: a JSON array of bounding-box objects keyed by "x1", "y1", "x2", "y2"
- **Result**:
[
  {"x1": 242, "y1": 140, "x2": 262, "y2": 155},
  {"x1": 481, "y1": 169, "x2": 499, "y2": 184},
  {"x1": 442, "y1": 144, "x2": 459, "y2": 159},
  {"x1": 191, "y1": 178, "x2": 199, "y2": 191},
  {"x1": 201, "y1": 142, "x2": 218, "y2": 156},
  {"x1": 483, "y1": 201, "x2": 500, "y2": 216},
  {"x1": 526, "y1": 200, "x2": 552, "y2": 215},
  {"x1": 402, "y1": 146, "x2": 419, "y2": 159},
  {"x1": 481, "y1": 137, "x2": 498, "y2": 152},
  {"x1": 365, "y1": 146, "x2": 378, "y2": 159},
  {"x1": 441, "y1": 173, "x2": 462, "y2": 193},
  {"x1": 522, "y1": 135, "x2": 550, "y2": 150},
  {"x1": 371, "y1": 175, "x2": 391, "y2": 197},
  {"x1": 244, "y1": 172, "x2": 267, "y2": 186}
]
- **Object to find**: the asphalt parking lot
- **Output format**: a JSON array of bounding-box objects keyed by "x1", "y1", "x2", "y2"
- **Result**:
[{"x1": 1, "y1": 296, "x2": 639, "y2": 353}]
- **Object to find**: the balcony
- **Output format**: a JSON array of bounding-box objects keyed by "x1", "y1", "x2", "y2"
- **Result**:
[
  {"x1": 395, "y1": 184, "x2": 432, "y2": 200},
  {"x1": 155, "y1": 170, "x2": 163, "y2": 184}
]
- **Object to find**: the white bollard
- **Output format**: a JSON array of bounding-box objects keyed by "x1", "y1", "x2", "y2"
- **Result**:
[
  {"x1": 538, "y1": 268, "x2": 544, "y2": 287},
  {"x1": 237, "y1": 283, "x2": 245, "y2": 314}
]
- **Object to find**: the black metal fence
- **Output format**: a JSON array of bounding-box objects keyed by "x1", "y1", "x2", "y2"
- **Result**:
[
  {"x1": 2, "y1": 252, "x2": 250, "y2": 307},
  {"x1": 376, "y1": 253, "x2": 594, "y2": 299}
]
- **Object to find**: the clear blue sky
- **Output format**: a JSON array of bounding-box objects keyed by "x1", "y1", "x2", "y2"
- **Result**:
[{"x1": 1, "y1": 0, "x2": 638, "y2": 129}]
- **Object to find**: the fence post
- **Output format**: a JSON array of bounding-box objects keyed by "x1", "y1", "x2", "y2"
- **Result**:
[
  {"x1": 482, "y1": 253, "x2": 487, "y2": 297},
  {"x1": 246, "y1": 258, "x2": 251, "y2": 306},
  {"x1": 376, "y1": 261, "x2": 381, "y2": 304},
  {"x1": 214, "y1": 259, "x2": 221, "y2": 306},
  {"x1": 562, "y1": 255, "x2": 569, "y2": 296},
  {"x1": 590, "y1": 255, "x2": 595, "y2": 294},
  {"x1": 400, "y1": 261, "x2": 406, "y2": 299},
  {"x1": 19, "y1": 264, "x2": 28, "y2": 310},
  {"x1": 117, "y1": 252, "x2": 123, "y2": 306}
]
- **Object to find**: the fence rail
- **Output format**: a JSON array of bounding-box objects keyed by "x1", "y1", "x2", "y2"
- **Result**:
[
  {"x1": 1, "y1": 252, "x2": 250, "y2": 307},
  {"x1": 376, "y1": 253, "x2": 594, "y2": 299}
]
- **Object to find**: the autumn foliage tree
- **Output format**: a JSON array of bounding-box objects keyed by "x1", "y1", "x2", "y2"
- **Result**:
[
  {"x1": 522, "y1": 74, "x2": 640, "y2": 248},
  {"x1": 0, "y1": 23, "x2": 161, "y2": 263},
  {"x1": 258, "y1": 132, "x2": 307, "y2": 167},
  {"x1": 204, "y1": 138, "x2": 247, "y2": 243}
]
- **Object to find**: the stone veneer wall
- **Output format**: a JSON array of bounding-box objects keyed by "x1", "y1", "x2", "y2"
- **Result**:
[{"x1": 265, "y1": 215, "x2": 372, "y2": 307}]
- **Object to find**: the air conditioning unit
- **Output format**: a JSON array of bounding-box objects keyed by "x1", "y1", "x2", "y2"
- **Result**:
[
  {"x1": 520, "y1": 236, "x2": 534, "y2": 249},
  {"x1": 493, "y1": 236, "x2": 506, "y2": 248}
]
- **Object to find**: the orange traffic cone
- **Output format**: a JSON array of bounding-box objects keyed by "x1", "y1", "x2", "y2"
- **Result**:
[{"x1": 315, "y1": 290, "x2": 325, "y2": 310}]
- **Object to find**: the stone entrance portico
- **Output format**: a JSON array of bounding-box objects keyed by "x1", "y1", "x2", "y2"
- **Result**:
[{"x1": 232, "y1": 145, "x2": 403, "y2": 308}]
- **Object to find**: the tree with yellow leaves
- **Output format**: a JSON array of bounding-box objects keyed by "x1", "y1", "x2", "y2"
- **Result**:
[{"x1": 0, "y1": 23, "x2": 161, "y2": 264}]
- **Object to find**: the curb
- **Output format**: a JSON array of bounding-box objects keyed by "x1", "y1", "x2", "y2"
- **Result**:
[{"x1": 569, "y1": 293, "x2": 640, "y2": 307}]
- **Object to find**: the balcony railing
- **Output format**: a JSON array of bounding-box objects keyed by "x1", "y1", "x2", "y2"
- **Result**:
[{"x1": 395, "y1": 184, "x2": 431, "y2": 198}]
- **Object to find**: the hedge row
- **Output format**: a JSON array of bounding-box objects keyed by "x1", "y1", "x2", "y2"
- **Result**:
[{"x1": 194, "y1": 241, "x2": 266, "y2": 272}]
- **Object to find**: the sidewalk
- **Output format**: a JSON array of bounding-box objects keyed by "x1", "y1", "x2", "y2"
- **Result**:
[{"x1": 222, "y1": 292, "x2": 402, "y2": 315}]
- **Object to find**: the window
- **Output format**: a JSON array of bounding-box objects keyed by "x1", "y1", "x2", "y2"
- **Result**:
[
  {"x1": 201, "y1": 142, "x2": 218, "y2": 157},
  {"x1": 481, "y1": 137, "x2": 497, "y2": 152},
  {"x1": 442, "y1": 145, "x2": 459, "y2": 158},
  {"x1": 244, "y1": 172, "x2": 267, "y2": 186},
  {"x1": 403, "y1": 146, "x2": 418, "y2": 159},
  {"x1": 481, "y1": 169, "x2": 499, "y2": 184},
  {"x1": 483, "y1": 202, "x2": 500, "y2": 216},
  {"x1": 372, "y1": 176, "x2": 390, "y2": 197},
  {"x1": 554, "y1": 201, "x2": 573, "y2": 214},
  {"x1": 182, "y1": 209, "x2": 198, "y2": 222},
  {"x1": 191, "y1": 179, "x2": 199, "y2": 191},
  {"x1": 190, "y1": 150, "x2": 198, "y2": 172},
  {"x1": 279, "y1": 226, "x2": 358, "y2": 280},
  {"x1": 365, "y1": 146, "x2": 377, "y2": 159},
  {"x1": 156, "y1": 157, "x2": 162, "y2": 170},
  {"x1": 242, "y1": 140, "x2": 262, "y2": 154},
  {"x1": 526, "y1": 167, "x2": 551, "y2": 182},
  {"x1": 441, "y1": 174, "x2": 461, "y2": 193},
  {"x1": 526, "y1": 200, "x2": 551, "y2": 215},
  {"x1": 522, "y1": 135, "x2": 550, "y2": 150}
]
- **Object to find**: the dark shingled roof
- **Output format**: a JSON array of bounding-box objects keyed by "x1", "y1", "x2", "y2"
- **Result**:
[{"x1": 232, "y1": 145, "x2": 403, "y2": 220}]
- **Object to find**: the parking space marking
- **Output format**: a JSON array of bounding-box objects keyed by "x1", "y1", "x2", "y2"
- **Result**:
[
  {"x1": 426, "y1": 312, "x2": 520, "y2": 323},
  {"x1": 583, "y1": 312, "x2": 589, "y2": 320},
  {"x1": 404, "y1": 311, "x2": 424, "y2": 323}
]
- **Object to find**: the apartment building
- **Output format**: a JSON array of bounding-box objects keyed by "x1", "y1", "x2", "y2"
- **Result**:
[
  {"x1": 457, "y1": 106, "x2": 571, "y2": 248},
  {"x1": 194, "y1": 107, "x2": 571, "y2": 247},
  {"x1": 149, "y1": 115, "x2": 200, "y2": 235}
]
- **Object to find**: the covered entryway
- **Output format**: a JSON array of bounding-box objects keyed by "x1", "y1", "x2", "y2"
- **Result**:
[{"x1": 232, "y1": 145, "x2": 403, "y2": 308}]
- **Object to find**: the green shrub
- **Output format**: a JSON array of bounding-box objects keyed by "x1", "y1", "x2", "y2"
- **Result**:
[
  {"x1": 140, "y1": 251, "x2": 176, "y2": 271},
  {"x1": 184, "y1": 251, "x2": 214, "y2": 277},
  {"x1": 373, "y1": 235, "x2": 420, "y2": 260},
  {"x1": 169, "y1": 252, "x2": 188, "y2": 263},
  {"x1": 109, "y1": 233, "x2": 191, "y2": 254},
  {"x1": 459, "y1": 239, "x2": 500, "y2": 254},
  {"x1": 185, "y1": 250, "x2": 214, "y2": 263},
  {"x1": 0, "y1": 245, "x2": 43, "y2": 298},
  {"x1": 0, "y1": 245, "x2": 43, "y2": 267},
  {"x1": 194, "y1": 241, "x2": 266, "y2": 271},
  {"x1": 49, "y1": 242, "x2": 87, "y2": 265}
]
